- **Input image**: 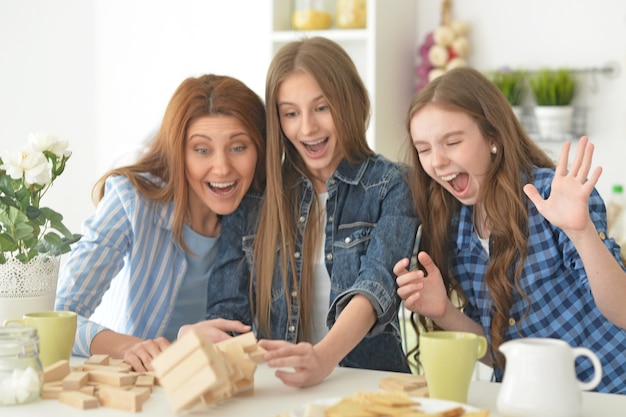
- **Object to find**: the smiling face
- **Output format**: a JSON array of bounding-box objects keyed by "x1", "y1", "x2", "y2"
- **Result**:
[
  {"x1": 184, "y1": 115, "x2": 258, "y2": 217},
  {"x1": 277, "y1": 70, "x2": 343, "y2": 192},
  {"x1": 410, "y1": 104, "x2": 494, "y2": 206}
]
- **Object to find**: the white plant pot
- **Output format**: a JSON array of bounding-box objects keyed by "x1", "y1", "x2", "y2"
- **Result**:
[
  {"x1": 0, "y1": 255, "x2": 60, "y2": 324},
  {"x1": 534, "y1": 106, "x2": 574, "y2": 140}
]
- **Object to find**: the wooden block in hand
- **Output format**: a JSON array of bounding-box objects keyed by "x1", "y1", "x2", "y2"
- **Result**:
[{"x1": 215, "y1": 331, "x2": 258, "y2": 353}]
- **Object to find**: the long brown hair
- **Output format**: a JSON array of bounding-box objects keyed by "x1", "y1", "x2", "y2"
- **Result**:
[
  {"x1": 93, "y1": 74, "x2": 266, "y2": 251},
  {"x1": 254, "y1": 37, "x2": 373, "y2": 341},
  {"x1": 404, "y1": 67, "x2": 555, "y2": 367}
]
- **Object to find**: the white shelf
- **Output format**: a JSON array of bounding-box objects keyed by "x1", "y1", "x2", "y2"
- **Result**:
[{"x1": 270, "y1": 0, "x2": 417, "y2": 162}]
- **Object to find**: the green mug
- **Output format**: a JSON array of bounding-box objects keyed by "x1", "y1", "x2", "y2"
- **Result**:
[
  {"x1": 4, "y1": 311, "x2": 77, "y2": 367},
  {"x1": 420, "y1": 331, "x2": 488, "y2": 403}
]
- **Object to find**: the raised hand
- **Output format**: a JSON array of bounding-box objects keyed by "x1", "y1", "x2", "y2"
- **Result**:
[{"x1": 523, "y1": 136, "x2": 602, "y2": 235}]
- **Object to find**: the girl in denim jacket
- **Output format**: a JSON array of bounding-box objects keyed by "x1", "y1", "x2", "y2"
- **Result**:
[{"x1": 203, "y1": 37, "x2": 419, "y2": 388}]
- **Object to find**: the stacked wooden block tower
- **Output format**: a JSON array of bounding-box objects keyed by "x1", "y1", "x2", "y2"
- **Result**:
[{"x1": 152, "y1": 330, "x2": 266, "y2": 412}]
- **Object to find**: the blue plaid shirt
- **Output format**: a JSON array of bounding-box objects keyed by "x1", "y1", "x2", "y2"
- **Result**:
[{"x1": 452, "y1": 167, "x2": 626, "y2": 394}]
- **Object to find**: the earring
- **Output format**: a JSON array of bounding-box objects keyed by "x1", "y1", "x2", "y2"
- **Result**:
[{"x1": 491, "y1": 146, "x2": 497, "y2": 154}]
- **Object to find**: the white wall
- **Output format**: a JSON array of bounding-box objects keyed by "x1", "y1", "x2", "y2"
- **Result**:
[{"x1": 2, "y1": 0, "x2": 626, "y2": 233}]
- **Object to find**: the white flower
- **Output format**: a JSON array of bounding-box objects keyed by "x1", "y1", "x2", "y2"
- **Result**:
[
  {"x1": 27, "y1": 131, "x2": 71, "y2": 158},
  {"x1": 0, "y1": 148, "x2": 52, "y2": 186}
]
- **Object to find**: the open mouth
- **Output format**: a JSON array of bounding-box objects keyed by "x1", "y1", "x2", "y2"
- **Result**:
[
  {"x1": 208, "y1": 181, "x2": 237, "y2": 195},
  {"x1": 441, "y1": 172, "x2": 469, "y2": 193},
  {"x1": 303, "y1": 137, "x2": 328, "y2": 154}
]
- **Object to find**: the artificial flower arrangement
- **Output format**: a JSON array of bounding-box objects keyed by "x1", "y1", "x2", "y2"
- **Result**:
[
  {"x1": 414, "y1": 0, "x2": 470, "y2": 91},
  {"x1": 0, "y1": 132, "x2": 81, "y2": 264}
]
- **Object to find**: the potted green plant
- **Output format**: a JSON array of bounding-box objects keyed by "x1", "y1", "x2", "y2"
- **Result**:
[
  {"x1": 488, "y1": 68, "x2": 528, "y2": 120},
  {"x1": 529, "y1": 68, "x2": 577, "y2": 139}
]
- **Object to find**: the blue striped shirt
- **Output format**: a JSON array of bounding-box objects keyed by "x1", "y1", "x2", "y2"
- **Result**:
[
  {"x1": 55, "y1": 175, "x2": 193, "y2": 357},
  {"x1": 453, "y1": 167, "x2": 626, "y2": 393}
]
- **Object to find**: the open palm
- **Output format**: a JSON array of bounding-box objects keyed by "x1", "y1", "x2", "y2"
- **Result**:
[{"x1": 523, "y1": 136, "x2": 602, "y2": 234}]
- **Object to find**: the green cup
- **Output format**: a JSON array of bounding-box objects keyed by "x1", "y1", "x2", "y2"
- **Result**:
[
  {"x1": 4, "y1": 311, "x2": 77, "y2": 367},
  {"x1": 420, "y1": 331, "x2": 488, "y2": 403}
]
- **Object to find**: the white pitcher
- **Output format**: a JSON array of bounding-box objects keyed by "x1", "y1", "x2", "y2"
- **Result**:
[{"x1": 497, "y1": 338, "x2": 602, "y2": 417}]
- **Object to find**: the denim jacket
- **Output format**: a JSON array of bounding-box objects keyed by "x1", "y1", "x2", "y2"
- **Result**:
[{"x1": 207, "y1": 155, "x2": 419, "y2": 372}]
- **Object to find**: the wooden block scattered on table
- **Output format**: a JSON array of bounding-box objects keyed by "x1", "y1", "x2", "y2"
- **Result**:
[
  {"x1": 42, "y1": 383, "x2": 63, "y2": 399},
  {"x1": 85, "y1": 353, "x2": 110, "y2": 365},
  {"x1": 98, "y1": 385, "x2": 145, "y2": 412},
  {"x1": 62, "y1": 371, "x2": 89, "y2": 390},
  {"x1": 88, "y1": 370, "x2": 137, "y2": 387},
  {"x1": 58, "y1": 390, "x2": 99, "y2": 410},
  {"x1": 134, "y1": 374, "x2": 155, "y2": 391},
  {"x1": 43, "y1": 360, "x2": 71, "y2": 382},
  {"x1": 379, "y1": 373, "x2": 428, "y2": 396}
]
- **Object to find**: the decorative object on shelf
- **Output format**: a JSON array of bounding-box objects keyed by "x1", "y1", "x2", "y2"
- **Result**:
[
  {"x1": 336, "y1": 0, "x2": 366, "y2": 29},
  {"x1": 0, "y1": 132, "x2": 80, "y2": 265},
  {"x1": 415, "y1": 0, "x2": 470, "y2": 91},
  {"x1": 487, "y1": 68, "x2": 528, "y2": 120},
  {"x1": 292, "y1": 0, "x2": 332, "y2": 30},
  {"x1": 529, "y1": 68, "x2": 578, "y2": 139}
]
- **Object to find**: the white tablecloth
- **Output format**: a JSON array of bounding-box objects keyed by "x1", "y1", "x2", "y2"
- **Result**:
[{"x1": 7, "y1": 362, "x2": 626, "y2": 416}]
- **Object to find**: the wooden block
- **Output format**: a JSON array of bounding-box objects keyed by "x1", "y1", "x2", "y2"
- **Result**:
[
  {"x1": 379, "y1": 374, "x2": 427, "y2": 393},
  {"x1": 167, "y1": 365, "x2": 221, "y2": 412},
  {"x1": 80, "y1": 362, "x2": 132, "y2": 373},
  {"x1": 43, "y1": 360, "x2": 71, "y2": 382},
  {"x1": 247, "y1": 345, "x2": 267, "y2": 363},
  {"x1": 58, "y1": 390, "x2": 99, "y2": 410},
  {"x1": 108, "y1": 358, "x2": 125, "y2": 367},
  {"x1": 88, "y1": 370, "x2": 137, "y2": 387},
  {"x1": 98, "y1": 385, "x2": 143, "y2": 412},
  {"x1": 152, "y1": 330, "x2": 207, "y2": 377},
  {"x1": 130, "y1": 386, "x2": 152, "y2": 403},
  {"x1": 134, "y1": 374, "x2": 155, "y2": 391},
  {"x1": 85, "y1": 354, "x2": 110, "y2": 365},
  {"x1": 63, "y1": 371, "x2": 89, "y2": 390},
  {"x1": 41, "y1": 383, "x2": 63, "y2": 399},
  {"x1": 80, "y1": 385, "x2": 96, "y2": 396},
  {"x1": 157, "y1": 346, "x2": 213, "y2": 389},
  {"x1": 215, "y1": 332, "x2": 258, "y2": 353}
]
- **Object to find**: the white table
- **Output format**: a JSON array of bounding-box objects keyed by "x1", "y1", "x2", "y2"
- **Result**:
[{"x1": 7, "y1": 362, "x2": 626, "y2": 416}]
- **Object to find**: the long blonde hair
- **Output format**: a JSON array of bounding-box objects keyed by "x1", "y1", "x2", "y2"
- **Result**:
[
  {"x1": 254, "y1": 37, "x2": 373, "y2": 340},
  {"x1": 404, "y1": 67, "x2": 555, "y2": 366},
  {"x1": 93, "y1": 74, "x2": 266, "y2": 252}
]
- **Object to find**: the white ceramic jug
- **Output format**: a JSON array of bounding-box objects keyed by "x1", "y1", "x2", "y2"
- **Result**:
[{"x1": 497, "y1": 338, "x2": 602, "y2": 417}]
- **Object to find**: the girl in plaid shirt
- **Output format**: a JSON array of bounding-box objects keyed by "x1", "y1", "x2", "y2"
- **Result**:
[{"x1": 395, "y1": 67, "x2": 626, "y2": 393}]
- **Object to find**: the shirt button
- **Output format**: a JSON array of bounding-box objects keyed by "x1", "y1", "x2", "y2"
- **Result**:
[
  {"x1": 344, "y1": 237, "x2": 351, "y2": 244},
  {"x1": 508, "y1": 317, "x2": 516, "y2": 326},
  {"x1": 599, "y1": 231, "x2": 607, "y2": 240},
  {"x1": 291, "y1": 291, "x2": 298, "y2": 298},
  {"x1": 328, "y1": 216, "x2": 334, "y2": 222},
  {"x1": 329, "y1": 179, "x2": 335, "y2": 185},
  {"x1": 294, "y1": 252, "x2": 301, "y2": 259},
  {"x1": 288, "y1": 326, "x2": 295, "y2": 332},
  {"x1": 299, "y1": 216, "x2": 306, "y2": 223},
  {"x1": 326, "y1": 253, "x2": 333, "y2": 261}
]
